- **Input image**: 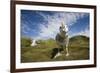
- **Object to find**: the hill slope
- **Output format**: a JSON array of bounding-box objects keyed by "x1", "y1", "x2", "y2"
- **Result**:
[
  {"x1": 21, "y1": 35, "x2": 89, "y2": 62},
  {"x1": 69, "y1": 35, "x2": 89, "y2": 48}
]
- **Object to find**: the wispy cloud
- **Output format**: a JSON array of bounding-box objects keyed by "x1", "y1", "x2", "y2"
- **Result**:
[
  {"x1": 21, "y1": 15, "x2": 39, "y2": 37},
  {"x1": 21, "y1": 10, "x2": 89, "y2": 40},
  {"x1": 35, "y1": 12, "x2": 88, "y2": 39},
  {"x1": 78, "y1": 25, "x2": 90, "y2": 37},
  {"x1": 71, "y1": 25, "x2": 90, "y2": 37}
]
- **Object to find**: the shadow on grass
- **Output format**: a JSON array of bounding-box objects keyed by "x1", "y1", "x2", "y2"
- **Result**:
[{"x1": 51, "y1": 48, "x2": 63, "y2": 59}]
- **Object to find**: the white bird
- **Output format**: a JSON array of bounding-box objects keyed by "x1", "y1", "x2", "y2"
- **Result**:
[{"x1": 31, "y1": 39, "x2": 37, "y2": 46}]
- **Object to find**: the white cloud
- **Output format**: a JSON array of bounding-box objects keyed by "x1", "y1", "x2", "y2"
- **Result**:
[
  {"x1": 35, "y1": 12, "x2": 87, "y2": 40},
  {"x1": 78, "y1": 25, "x2": 90, "y2": 37},
  {"x1": 21, "y1": 23, "x2": 30, "y2": 34},
  {"x1": 71, "y1": 25, "x2": 90, "y2": 37},
  {"x1": 21, "y1": 21, "x2": 37, "y2": 35}
]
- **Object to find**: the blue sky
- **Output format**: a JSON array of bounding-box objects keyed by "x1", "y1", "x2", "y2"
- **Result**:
[{"x1": 21, "y1": 10, "x2": 90, "y2": 40}]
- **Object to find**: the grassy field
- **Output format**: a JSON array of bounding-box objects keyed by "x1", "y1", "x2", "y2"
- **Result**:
[{"x1": 21, "y1": 35, "x2": 89, "y2": 63}]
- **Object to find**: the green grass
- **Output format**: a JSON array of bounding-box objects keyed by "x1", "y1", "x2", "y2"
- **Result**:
[
  {"x1": 21, "y1": 47, "x2": 89, "y2": 63},
  {"x1": 21, "y1": 35, "x2": 89, "y2": 63}
]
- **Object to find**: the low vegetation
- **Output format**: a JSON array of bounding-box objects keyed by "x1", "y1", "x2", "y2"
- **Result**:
[{"x1": 21, "y1": 35, "x2": 89, "y2": 63}]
